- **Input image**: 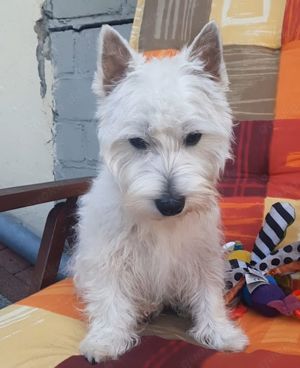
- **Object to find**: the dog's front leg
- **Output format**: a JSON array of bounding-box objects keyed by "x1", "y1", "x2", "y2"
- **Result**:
[
  {"x1": 189, "y1": 267, "x2": 248, "y2": 352},
  {"x1": 80, "y1": 282, "x2": 139, "y2": 364}
]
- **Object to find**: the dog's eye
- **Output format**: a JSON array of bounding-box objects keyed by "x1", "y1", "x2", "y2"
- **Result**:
[
  {"x1": 129, "y1": 137, "x2": 148, "y2": 150},
  {"x1": 184, "y1": 132, "x2": 202, "y2": 146}
]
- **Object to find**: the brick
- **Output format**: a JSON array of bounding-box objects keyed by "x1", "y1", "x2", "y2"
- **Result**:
[
  {"x1": 85, "y1": 122, "x2": 99, "y2": 161},
  {"x1": 47, "y1": 0, "x2": 134, "y2": 181},
  {"x1": 50, "y1": 30, "x2": 75, "y2": 76},
  {"x1": 0, "y1": 248, "x2": 30, "y2": 275},
  {"x1": 0, "y1": 266, "x2": 30, "y2": 303},
  {"x1": 75, "y1": 24, "x2": 132, "y2": 75},
  {"x1": 75, "y1": 28, "x2": 99, "y2": 75},
  {"x1": 54, "y1": 78, "x2": 96, "y2": 120},
  {"x1": 15, "y1": 268, "x2": 34, "y2": 286},
  {"x1": 58, "y1": 160, "x2": 89, "y2": 169},
  {"x1": 49, "y1": 0, "x2": 123, "y2": 19},
  {"x1": 114, "y1": 23, "x2": 133, "y2": 42},
  {"x1": 55, "y1": 123, "x2": 85, "y2": 162},
  {"x1": 55, "y1": 162, "x2": 98, "y2": 180},
  {"x1": 124, "y1": 0, "x2": 137, "y2": 16}
]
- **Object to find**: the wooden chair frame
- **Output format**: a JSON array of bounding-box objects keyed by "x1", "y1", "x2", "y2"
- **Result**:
[{"x1": 0, "y1": 178, "x2": 92, "y2": 293}]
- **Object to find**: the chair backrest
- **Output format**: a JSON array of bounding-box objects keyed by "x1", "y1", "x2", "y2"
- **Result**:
[{"x1": 130, "y1": 0, "x2": 300, "y2": 251}]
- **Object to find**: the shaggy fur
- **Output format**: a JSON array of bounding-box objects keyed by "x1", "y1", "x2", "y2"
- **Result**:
[{"x1": 71, "y1": 22, "x2": 248, "y2": 363}]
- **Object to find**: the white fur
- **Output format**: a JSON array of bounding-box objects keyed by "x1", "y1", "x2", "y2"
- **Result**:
[{"x1": 71, "y1": 23, "x2": 248, "y2": 363}]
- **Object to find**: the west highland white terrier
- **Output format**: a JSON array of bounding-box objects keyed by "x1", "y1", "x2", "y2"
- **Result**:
[{"x1": 72, "y1": 21, "x2": 248, "y2": 364}]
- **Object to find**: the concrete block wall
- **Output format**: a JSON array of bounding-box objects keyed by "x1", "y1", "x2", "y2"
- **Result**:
[{"x1": 45, "y1": 0, "x2": 135, "y2": 179}]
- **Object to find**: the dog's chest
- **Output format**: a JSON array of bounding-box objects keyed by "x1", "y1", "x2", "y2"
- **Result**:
[
  {"x1": 128, "y1": 216, "x2": 213, "y2": 305},
  {"x1": 137, "y1": 235, "x2": 201, "y2": 299}
]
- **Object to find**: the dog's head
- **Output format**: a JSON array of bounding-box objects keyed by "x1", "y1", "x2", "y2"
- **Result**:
[{"x1": 93, "y1": 22, "x2": 232, "y2": 219}]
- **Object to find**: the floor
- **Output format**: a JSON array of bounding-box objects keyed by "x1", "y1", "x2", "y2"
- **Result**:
[{"x1": 0, "y1": 242, "x2": 33, "y2": 308}]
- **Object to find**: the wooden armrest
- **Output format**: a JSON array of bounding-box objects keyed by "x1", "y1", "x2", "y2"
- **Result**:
[
  {"x1": 0, "y1": 177, "x2": 93, "y2": 212},
  {"x1": 0, "y1": 177, "x2": 94, "y2": 293}
]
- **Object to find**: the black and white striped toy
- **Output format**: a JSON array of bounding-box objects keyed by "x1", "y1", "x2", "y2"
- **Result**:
[{"x1": 225, "y1": 202, "x2": 300, "y2": 292}]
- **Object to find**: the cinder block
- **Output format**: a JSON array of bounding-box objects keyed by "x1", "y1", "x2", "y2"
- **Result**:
[
  {"x1": 75, "y1": 23, "x2": 132, "y2": 75},
  {"x1": 48, "y1": 0, "x2": 135, "y2": 180},
  {"x1": 114, "y1": 23, "x2": 133, "y2": 42},
  {"x1": 54, "y1": 78, "x2": 96, "y2": 120},
  {"x1": 55, "y1": 162, "x2": 98, "y2": 180},
  {"x1": 50, "y1": 30, "x2": 75, "y2": 75},
  {"x1": 124, "y1": 0, "x2": 137, "y2": 16},
  {"x1": 55, "y1": 123, "x2": 85, "y2": 162},
  {"x1": 75, "y1": 28, "x2": 99, "y2": 75},
  {"x1": 49, "y1": 0, "x2": 123, "y2": 19},
  {"x1": 85, "y1": 122, "x2": 99, "y2": 161}
]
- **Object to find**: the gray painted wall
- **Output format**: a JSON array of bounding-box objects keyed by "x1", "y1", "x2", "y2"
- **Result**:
[{"x1": 44, "y1": 0, "x2": 136, "y2": 179}]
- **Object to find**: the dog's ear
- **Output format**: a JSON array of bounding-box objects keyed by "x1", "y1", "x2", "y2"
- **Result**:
[
  {"x1": 187, "y1": 21, "x2": 227, "y2": 86},
  {"x1": 93, "y1": 25, "x2": 136, "y2": 96}
]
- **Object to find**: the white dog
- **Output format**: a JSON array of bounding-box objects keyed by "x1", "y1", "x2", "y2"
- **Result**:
[{"x1": 72, "y1": 21, "x2": 248, "y2": 364}]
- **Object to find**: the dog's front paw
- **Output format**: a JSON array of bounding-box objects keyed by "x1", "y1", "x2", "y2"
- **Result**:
[
  {"x1": 80, "y1": 332, "x2": 139, "y2": 364},
  {"x1": 80, "y1": 338, "x2": 108, "y2": 365},
  {"x1": 190, "y1": 322, "x2": 248, "y2": 352}
]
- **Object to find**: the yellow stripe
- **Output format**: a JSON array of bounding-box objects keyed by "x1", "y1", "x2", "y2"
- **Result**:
[{"x1": 130, "y1": 0, "x2": 145, "y2": 51}]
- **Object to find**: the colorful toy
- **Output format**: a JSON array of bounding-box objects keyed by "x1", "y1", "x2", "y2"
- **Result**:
[{"x1": 224, "y1": 202, "x2": 300, "y2": 318}]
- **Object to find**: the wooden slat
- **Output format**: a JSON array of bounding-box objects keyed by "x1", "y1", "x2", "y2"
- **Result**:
[
  {"x1": 31, "y1": 197, "x2": 78, "y2": 292},
  {"x1": 0, "y1": 177, "x2": 93, "y2": 212}
]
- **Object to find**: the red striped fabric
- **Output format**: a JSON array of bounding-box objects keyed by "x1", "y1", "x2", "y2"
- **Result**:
[{"x1": 282, "y1": 0, "x2": 300, "y2": 44}]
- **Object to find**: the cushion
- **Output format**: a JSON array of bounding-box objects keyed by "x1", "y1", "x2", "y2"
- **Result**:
[
  {"x1": 131, "y1": 0, "x2": 300, "y2": 252},
  {"x1": 2, "y1": 1, "x2": 300, "y2": 367},
  {"x1": 1, "y1": 278, "x2": 300, "y2": 367}
]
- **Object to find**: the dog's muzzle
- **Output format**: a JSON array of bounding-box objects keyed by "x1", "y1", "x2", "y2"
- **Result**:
[{"x1": 155, "y1": 195, "x2": 185, "y2": 216}]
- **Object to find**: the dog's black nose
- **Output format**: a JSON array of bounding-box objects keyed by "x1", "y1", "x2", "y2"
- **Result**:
[{"x1": 155, "y1": 195, "x2": 185, "y2": 216}]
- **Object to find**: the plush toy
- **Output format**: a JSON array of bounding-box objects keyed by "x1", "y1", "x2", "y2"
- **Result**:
[{"x1": 224, "y1": 202, "x2": 300, "y2": 318}]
